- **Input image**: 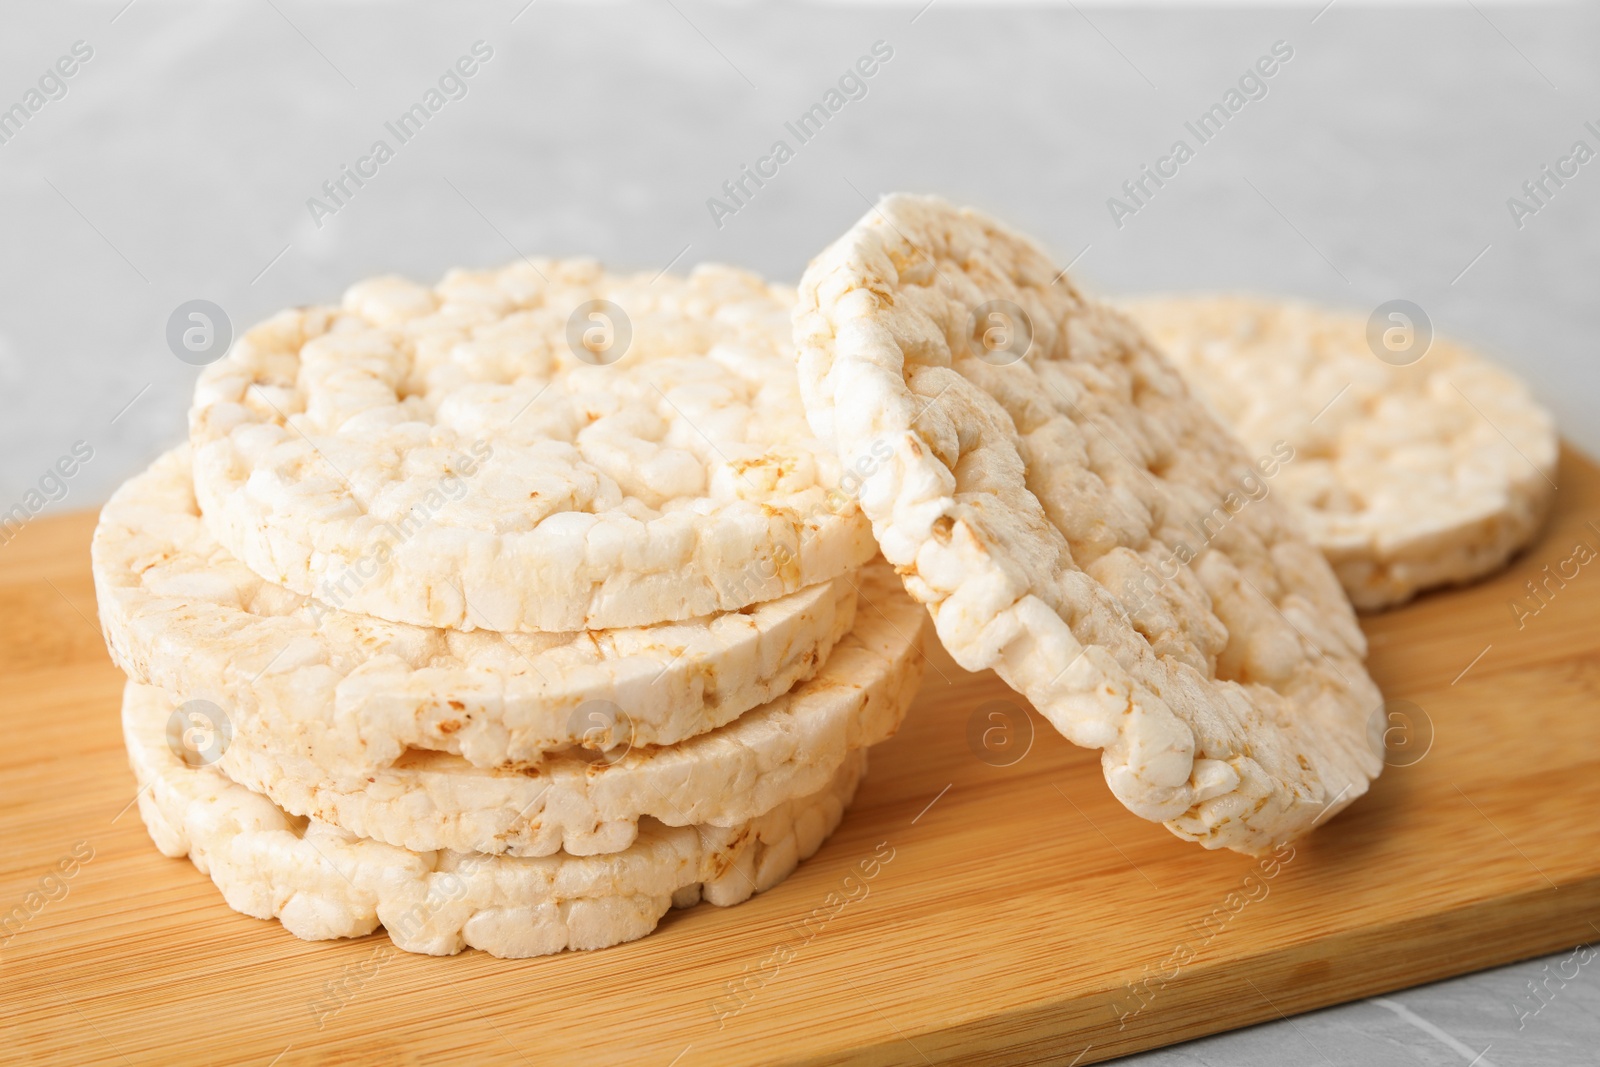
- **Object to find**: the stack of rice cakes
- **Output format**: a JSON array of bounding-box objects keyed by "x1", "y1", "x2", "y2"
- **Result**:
[
  {"x1": 93, "y1": 262, "x2": 925, "y2": 959},
  {"x1": 99, "y1": 195, "x2": 1562, "y2": 961}
]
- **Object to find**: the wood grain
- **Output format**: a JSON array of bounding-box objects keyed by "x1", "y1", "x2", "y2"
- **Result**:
[{"x1": 3, "y1": 447, "x2": 1598, "y2": 1067}]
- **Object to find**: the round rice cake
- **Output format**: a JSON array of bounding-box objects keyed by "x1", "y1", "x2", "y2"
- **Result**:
[
  {"x1": 1121, "y1": 295, "x2": 1558, "y2": 610},
  {"x1": 180, "y1": 557, "x2": 923, "y2": 857},
  {"x1": 126, "y1": 680, "x2": 866, "y2": 958},
  {"x1": 793, "y1": 194, "x2": 1385, "y2": 854},
  {"x1": 188, "y1": 260, "x2": 877, "y2": 632},
  {"x1": 94, "y1": 447, "x2": 858, "y2": 772}
]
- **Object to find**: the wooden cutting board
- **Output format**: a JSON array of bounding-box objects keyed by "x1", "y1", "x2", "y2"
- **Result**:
[{"x1": 5, "y1": 447, "x2": 1598, "y2": 1067}]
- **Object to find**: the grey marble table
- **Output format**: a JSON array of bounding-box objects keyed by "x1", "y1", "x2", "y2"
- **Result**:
[{"x1": 1, "y1": 2, "x2": 1595, "y2": 1063}]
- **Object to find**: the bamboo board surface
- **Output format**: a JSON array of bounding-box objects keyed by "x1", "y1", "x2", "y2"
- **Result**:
[{"x1": 3, "y1": 447, "x2": 1599, "y2": 1067}]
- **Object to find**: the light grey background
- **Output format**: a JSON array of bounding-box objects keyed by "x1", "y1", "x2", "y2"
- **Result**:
[{"x1": 2, "y1": 1, "x2": 1595, "y2": 1063}]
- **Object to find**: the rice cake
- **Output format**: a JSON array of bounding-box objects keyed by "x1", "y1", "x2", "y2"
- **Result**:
[
  {"x1": 94, "y1": 447, "x2": 858, "y2": 772},
  {"x1": 1123, "y1": 294, "x2": 1557, "y2": 609},
  {"x1": 127, "y1": 681, "x2": 865, "y2": 959},
  {"x1": 188, "y1": 261, "x2": 876, "y2": 632},
  {"x1": 192, "y1": 558, "x2": 924, "y2": 857},
  {"x1": 793, "y1": 194, "x2": 1385, "y2": 854}
]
